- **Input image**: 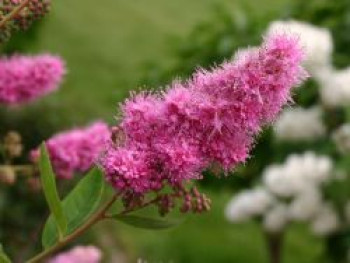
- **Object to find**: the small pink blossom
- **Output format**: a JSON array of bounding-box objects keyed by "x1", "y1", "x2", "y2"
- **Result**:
[
  {"x1": 48, "y1": 245, "x2": 102, "y2": 263},
  {"x1": 101, "y1": 33, "x2": 307, "y2": 194},
  {"x1": 0, "y1": 54, "x2": 65, "y2": 105},
  {"x1": 31, "y1": 122, "x2": 110, "y2": 179}
]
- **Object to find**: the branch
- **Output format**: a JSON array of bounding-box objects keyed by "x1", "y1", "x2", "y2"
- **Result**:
[
  {"x1": 26, "y1": 194, "x2": 119, "y2": 263},
  {"x1": 0, "y1": 0, "x2": 31, "y2": 28},
  {"x1": 26, "y1": 194, "x2": 165, "y2": 262}
]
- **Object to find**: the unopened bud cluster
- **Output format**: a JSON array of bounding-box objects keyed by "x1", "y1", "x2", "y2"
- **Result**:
[
  {"x1": 157, "y1": 187, "x2": 211, "y2": 216},
  {"x1": 3, "y1": 131, "x2": 23, "y2": 158},
  {"x1": 121, "y1": 186, "x2": 212, "y2": 216},
  {"x1": 0, "y1": 131, "x2": 41, "y2": 189},
  {"x1": 0, "y1": 165, "x2": 16, "y2": 184},
  {"x1": 0, "y1": 0, "x2": 51, "y2": 43},
  {"x1": 179, "y1": 187, "x2": 211, "y2": 214}
]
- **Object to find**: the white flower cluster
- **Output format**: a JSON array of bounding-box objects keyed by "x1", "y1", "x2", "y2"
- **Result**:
[
  {"x1": 332, "y1": 123, "x2": 350, "y2": 154},
  {"x1": 311, "y1": 204, "x2": 339, "y2": 236},
  {"x1": 273, "y1": 107, "x2": 326, "y2": 142},
  {"x1": 263, "y1": 152, "x2": 332, "y2": 197},
  {"x1": 225, "y1": 152, "x2": 340, "y2": 236},
  {"x1": 346, "y1": 201, "x2": 350, "y2": 223},
  {"x1": 263, "y1": 203, "x2": 289, "y2": 233},
  {"x1": 225, "y1": 187, "x2": 273, "y2": 222},
  {"x1": 267, "y1": 20, "x2": 350, "y2": 108},
  {"x1": 317, "y1": 67, "x2": 350, "y2": 107},
  {"x1": 266, "y1": 20, "x2": 333, "y2": 75}
]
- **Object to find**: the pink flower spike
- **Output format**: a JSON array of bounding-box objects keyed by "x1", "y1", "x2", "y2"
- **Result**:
[
  {"x1": 30, "y1": 122, "x2": 110, "y2": 179},
  {"x1": 0, "y1": 54, "x2": 66, "y2": 105}
]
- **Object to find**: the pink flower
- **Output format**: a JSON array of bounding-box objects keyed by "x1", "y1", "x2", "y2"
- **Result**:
[
  {"x1": 0, "y1": 54, "x2": 65, "y2": 105},
  {"x1": 101, "y1": 33, "x2": 307, "y2": 194},
  {"x1": 48, "y1": 245, "x2": 102, "y2": 263},
  {"x1": 31, "y1": 122, "x2": 110, "y2": 179}
]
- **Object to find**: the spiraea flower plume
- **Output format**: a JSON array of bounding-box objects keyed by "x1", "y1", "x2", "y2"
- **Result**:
[
  {"x1": 0, "y1": 54, "x2": 65, "y2": 105},
  {"x1": 31, "y1": 122, "x2": 110, "y2": 179},
  {"x1": 101, "y1": 33, "x2": 307, "y2": 203}
]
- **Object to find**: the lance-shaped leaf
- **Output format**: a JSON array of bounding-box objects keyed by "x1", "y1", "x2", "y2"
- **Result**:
[
  {"x1": 42, "y1": 167, "x2": 105, "y2": 248},
  {"x1": 0, "y1": 244, "x2": 11, "y2": 263},
  {"x1": 39, "y1": 143, "x2": 67, "y2": 240}
]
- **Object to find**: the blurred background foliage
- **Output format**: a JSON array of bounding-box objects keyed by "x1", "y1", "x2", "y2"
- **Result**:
[{"x1": 1, "y1": 0, "x2": 350, "y2": 262}]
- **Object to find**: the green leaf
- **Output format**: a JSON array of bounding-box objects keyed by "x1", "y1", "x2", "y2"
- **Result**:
[
  {"x1": 113, "y1": 214, "x2": 182, "y2": 230},
  {"x1": 39, "y1": 143, "x2": 67, "y2": 241},
  {"x1": 0, "y1": 244, "x2": 11, "y2": 263},
  {"x1": 42, "y1": 167, "x2": 105, "y2": 248}
]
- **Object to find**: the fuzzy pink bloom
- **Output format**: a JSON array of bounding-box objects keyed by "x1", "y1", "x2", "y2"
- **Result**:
[
  {"x1": 101, "y1": 34, "x2": 307, "y2": 194},
  {"x1": 0, "y1": 54, "x2": 65, "y2": 105},
  {"x1": 48, "y1": 245, "x2": 102, "y2": 263},
  {"x1": 31, "y1": 122, "x2": 110, "y2": 179}
]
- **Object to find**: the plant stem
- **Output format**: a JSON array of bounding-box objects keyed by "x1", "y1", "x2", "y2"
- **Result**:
[
  {"x1": 0, "y1": 0, "x2": 31, "y2": 28},
  {"x1": 118, "y1": 196, "x2": 161, "y2": 215},
  {"x1": 0, "y1": 164, "x2": 35, "y2": 174},
  {"x1": 26, "y1": 194, "x2": 119, "y2": 263},
  {"x1": 265, "y1": 231, "x2": 283, "y2": 263}
]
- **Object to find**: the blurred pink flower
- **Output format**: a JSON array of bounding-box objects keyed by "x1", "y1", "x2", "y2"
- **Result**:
[
  {"x1": 31, "y1": 122, "x2": 110, "y2": 179},
  {"x1": 48, "y1": 245, "x2": 102, "y2": 263},
  {"x1": 101, "y1": 33, "x2": 308, "y2": 194},
  {"x1": 0, "y1": 54, "x2": 65, "y2": 105}
]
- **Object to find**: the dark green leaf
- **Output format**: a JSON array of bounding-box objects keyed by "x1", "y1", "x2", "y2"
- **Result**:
[
  {"x1": 113, "y1": 214, "x2": 182, "y2": 230},
  {"x1": 42, "y1": 167, "x2": 105, "y2": 248},
  {"x1": 39, "y1": 143, "x2": 67, "y2": 241},
  {"x1": 0, "y1": 244, "x2": 11, "y2": 263}
]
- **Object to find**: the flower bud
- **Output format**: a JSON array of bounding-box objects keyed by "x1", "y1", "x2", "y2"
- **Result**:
[{"x1": 0, "y1": 165, "x2": 16, "y2": 185}]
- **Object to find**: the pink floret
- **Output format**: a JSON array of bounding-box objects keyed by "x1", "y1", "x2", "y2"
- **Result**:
[{"x1": 48, "y1": 245, "x2": 102, "y2": 263}]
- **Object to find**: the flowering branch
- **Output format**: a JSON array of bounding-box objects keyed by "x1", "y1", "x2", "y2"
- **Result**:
[
  {"x1": 0, "y1": 0, "x2": 31, "y2": 28},
  {"x1": 6, "y1": 33, "x2": 306, "y2": 263}
]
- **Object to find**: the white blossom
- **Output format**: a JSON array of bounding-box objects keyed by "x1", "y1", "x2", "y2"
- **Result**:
[
  {"x1": 225, "y1": 187, "x2": 274, "y2": 222},
  {"x1": 274, "y1": 107, "x2": 326, "y2": 142},
  {"x1": 311, "y1": 204, "x2": 339, "y2": 236},
  {"x1": 226, "y1": 151, "x2": 339, "y2": 238},
  {"x1": 289, "y1": 188, "x2": 322, "y2": 221},
  {"x1": 345, "y1": 201, "x2": 350, "y2": 223},
  {"x1": 293, "y1": 152, "x2": 333, "y2": 184},
  {"x1": 318, "y1": 67, "x2": 350, "y2": 107},
  {"x1": 332, "y1": 123, "x2": 350, "y2": 154},
  {"x1": 263, "y1": 152, "x2": 332, "y2": 197},
  {"x1": 263, "y1": 203, "x2": 289, "y2": 233},
  {"x1": 266, "y1": 20, "x2": 333, "y2": 74},
  {"x1": 263, "y1": 164, "x2": 305, "y2": 197}
]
